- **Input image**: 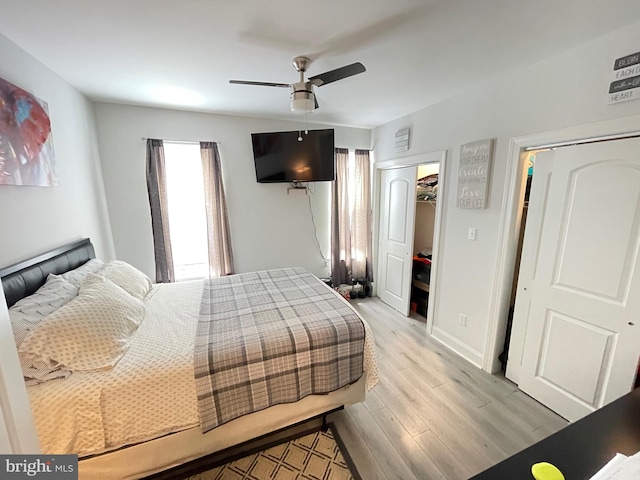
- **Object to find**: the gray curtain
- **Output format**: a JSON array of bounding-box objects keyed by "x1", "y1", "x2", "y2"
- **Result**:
[
  {"x1": 331, "y1": 148, "x2": 351, "y2": 286},
  {"x1": 331, "y1": 148, "x2": 373, "y2": 286},
  {"x1": 200, "y1": 142, "x2": 235, "y2": 277},
  {"x1": 145, "y1": 139, "x2": 175, "y2": 283}
]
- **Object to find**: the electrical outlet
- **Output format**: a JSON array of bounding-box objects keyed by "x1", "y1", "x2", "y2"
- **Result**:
[
  {"x1": 459, "y1": 313, "x2": 467, "y2": 326},
  {"x1": 468, "y1": 227, "x2": 477, "y2": 241}
]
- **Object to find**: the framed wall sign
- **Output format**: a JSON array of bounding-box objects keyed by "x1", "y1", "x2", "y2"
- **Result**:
[{"x1": 456, "y1": 138, "x2": 494, "y2": 209}]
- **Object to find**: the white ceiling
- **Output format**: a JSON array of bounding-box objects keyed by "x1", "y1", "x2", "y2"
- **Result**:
[{"x1": 1, "y1": 0, "x2": 640, "y2": 128}]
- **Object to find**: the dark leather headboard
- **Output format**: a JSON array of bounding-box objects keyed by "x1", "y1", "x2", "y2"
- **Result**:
[{"x1": 0, "y1": 238, "x2": 95, "y2": 308}]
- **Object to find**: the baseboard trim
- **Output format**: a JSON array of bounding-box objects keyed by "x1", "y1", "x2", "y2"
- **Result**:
[{"x1": 431, "y1": 326, "x2": 483, "y2": 368}]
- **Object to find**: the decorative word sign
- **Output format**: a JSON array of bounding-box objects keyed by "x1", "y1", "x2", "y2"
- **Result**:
[
  {"x1": 456, "y1": 138, "x2": 494, "y2": 209},
  {"x1": 608, "y1": 51, "x2": 640, "y2": 104}
]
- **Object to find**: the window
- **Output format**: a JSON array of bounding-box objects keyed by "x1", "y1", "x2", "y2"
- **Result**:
[{"x1": 163, "y1": 142, "x2": 208, "y2": 281}]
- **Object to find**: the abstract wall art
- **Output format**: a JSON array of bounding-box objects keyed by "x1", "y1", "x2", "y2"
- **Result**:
[{"x1": 0, "y1": 77, "x2": 57, "y2": 186}]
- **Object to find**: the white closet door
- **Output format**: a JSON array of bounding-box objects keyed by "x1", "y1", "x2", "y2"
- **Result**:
[
  {"x1": 513, "y1": 138, "x2": 640, "y2": 421},
  {"x1": 377, "y1": 166, "x2": 417, "y2": 315}
]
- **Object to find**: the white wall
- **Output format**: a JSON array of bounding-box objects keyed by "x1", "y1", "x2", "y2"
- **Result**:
[
  {"x1": 0, "y1": 288, "x2": 39, "y2": 453},
  {"x1": 0, "y1": 34, "x2": 114, "y2": 264},
  {"x1": 373, "y1": 21, "x2": 640, "y2": 366},
  {"x1": 414, "y1": 203, "x2": 436, "y2": 255},
  {"x1": 414, "y1": 163, "x2": 439, "y2": 255},
  {"x1": 93, "y1": 103, "x2": 370, "y2": 279},
  {"x1": 0, "y1": 33, "x2": 114, "y2": 453}
]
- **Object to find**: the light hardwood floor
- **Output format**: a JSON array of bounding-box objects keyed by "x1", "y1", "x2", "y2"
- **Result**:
[{"x1": 328, "y1": 297, "x2": 568, "y2": 480}]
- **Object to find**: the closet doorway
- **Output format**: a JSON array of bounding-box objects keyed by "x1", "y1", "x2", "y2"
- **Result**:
[{"x1": 374, "y1": 150, "x2": 447, "y2": 332}]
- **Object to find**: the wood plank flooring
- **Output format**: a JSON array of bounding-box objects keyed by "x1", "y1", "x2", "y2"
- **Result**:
[{"x1": 328, "y1": 297, "x2": 568, "y2": 480}]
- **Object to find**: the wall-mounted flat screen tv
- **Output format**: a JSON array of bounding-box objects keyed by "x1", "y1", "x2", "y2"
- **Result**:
[{"x1": 251, "y1": 129, "x2": 335, "y2": 183}]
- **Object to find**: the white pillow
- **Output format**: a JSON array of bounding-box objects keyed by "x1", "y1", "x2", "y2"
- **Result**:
[
  {"x1": 59, "y1": 258, "x2": 105, "y2": 286},
  {"x1": 18, "y1": 274, "x2": 145, "y2": 372},
  {"x1": 9, "y1": 274, "x2": 79, "y2": 348},
  {"x1": 97, "y1": 260, "x2": 152, "y2": 301}
]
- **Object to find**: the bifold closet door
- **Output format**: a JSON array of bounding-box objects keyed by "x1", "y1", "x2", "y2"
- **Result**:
[{"x1": 511, "y1": 137, "x2": 640, "y2": 422}]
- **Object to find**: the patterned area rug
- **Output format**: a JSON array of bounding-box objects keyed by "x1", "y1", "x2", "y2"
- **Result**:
[{"x1": 186, "y1": 428, "x2": 357, "y2": 480}]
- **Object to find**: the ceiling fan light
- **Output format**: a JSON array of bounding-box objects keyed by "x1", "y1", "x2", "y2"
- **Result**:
[
  {"x1": 291, "y1": 95, "x2": 315, "y2": 113},
  {"x1": 290, "y1": 82, "x2": 316, "y2": 113}
]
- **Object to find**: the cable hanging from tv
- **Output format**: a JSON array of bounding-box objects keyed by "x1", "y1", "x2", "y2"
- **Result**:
[{"x1": 307, "y1": 190, "x2": 330, "y2": 265}]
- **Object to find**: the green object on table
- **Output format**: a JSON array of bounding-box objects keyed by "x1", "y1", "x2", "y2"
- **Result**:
[{"x1": 531, "y1": 462, "x2": 565, "y2": 480}]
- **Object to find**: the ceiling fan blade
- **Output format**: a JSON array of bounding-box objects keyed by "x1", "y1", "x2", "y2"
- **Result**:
[
  {"x1": 229, "y1": 80, "x2": 291, "y2": 88},
  {"x1": 308, "y1": 62, "x2": 366, "y2": 87},
  {"x1": 314, "y1": 94, "x2": 319, "y2": 110}
]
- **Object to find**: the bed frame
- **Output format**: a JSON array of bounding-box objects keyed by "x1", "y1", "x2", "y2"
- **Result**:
[
  {"x1": 1, "y1": 238, "x2": 365, "y2": 480},
  {"x1": 1, "y1": 238, "x2": 95, "y2": 308}
]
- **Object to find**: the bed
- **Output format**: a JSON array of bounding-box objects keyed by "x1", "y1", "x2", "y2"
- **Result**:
[{"x1": 0, "y1": 238, "x2": 378, "y2": 479}]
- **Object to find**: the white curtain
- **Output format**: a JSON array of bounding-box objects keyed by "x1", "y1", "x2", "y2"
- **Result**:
[
  {"x1": 331, "y1": 148, "x2": 372, "y2": 286},
  {"x1": 352, "y1": 149, "x2": 373, "y2": 281}
]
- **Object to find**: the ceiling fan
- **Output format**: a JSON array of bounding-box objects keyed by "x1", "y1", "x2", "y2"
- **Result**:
[{"x1": 229, "y1": 56, "x2": 366, "y2": 113}]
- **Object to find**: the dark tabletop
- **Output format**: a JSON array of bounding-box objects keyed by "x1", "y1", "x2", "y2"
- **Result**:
[{"x1": 470, "y1": 388, "x2": 640, "y2": 480}]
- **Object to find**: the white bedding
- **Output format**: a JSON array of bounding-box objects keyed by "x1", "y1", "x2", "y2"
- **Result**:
[
  {"x1": 30, "y1": 281, "x2": 200, "y2": 456},
  {"x1": 28, "y1": 279, "x2": 378, "y2": 456}
]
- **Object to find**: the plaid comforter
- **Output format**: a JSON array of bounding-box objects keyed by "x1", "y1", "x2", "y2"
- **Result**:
[{"x1": 194, "y1": 267, "x2": 365, "y2": 433}]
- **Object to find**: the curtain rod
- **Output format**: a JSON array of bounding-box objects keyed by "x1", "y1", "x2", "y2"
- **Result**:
[{"x1": 141, "y1": 137, "x2": 221, "y2": 145}]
